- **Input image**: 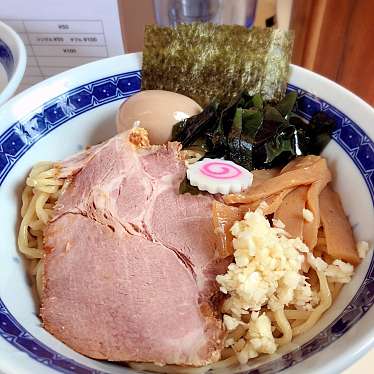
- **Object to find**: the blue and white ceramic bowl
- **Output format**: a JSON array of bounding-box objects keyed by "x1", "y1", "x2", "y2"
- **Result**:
[
  {"x1": 0, "y1": 53, "x2": 373, "y2": 374},
  {"x1": 0, "y1": 21, "x2": 26, "y2": 107}
]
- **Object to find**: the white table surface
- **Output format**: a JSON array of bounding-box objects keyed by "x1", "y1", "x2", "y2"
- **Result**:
[{"x1": 343, "y1": 349, "x2": 374, "y2": 373}]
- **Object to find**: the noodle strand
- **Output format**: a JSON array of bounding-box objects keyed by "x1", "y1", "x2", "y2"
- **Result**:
[
  {"x1": 292, "y1": 270, "x2": 332, "y2": 336},
  {"x1": 18, "y1": 162, "x2": 65, "y2": 293},
  {"x1": 274, "y1": 309, "x2": 292, "y2": 346}
]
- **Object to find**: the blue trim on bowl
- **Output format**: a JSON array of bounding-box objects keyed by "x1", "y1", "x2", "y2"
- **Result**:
[
  {"x1": 288, "y1": 84, "x2": 374, "y2": 202},
  {"x1": 0, "y1": 73, "x2": 373, "y2": 374},
  {"x1": 0, "y1": 38, "x2": 14, "y2": 79}
]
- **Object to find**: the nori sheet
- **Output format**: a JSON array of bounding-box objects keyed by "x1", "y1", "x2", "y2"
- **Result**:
[{"x1": 142, "y1": 23, "x2": 294, "y2": 107}]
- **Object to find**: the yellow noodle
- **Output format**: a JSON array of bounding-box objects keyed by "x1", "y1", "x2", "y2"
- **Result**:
[
  {"x1": 29, "y1": 228, "x2": 41, "y2": 237},
  {"x1": 29, "y1": 220, "x2": 44, "y2": 231},
  {"x1": 18, "y1": 162, "x2": 65, "y2": 296},
  {"x1": 28, "y1": 239, "x2": 37, "y2": 248},
  {"x1": 21, "y1": 186, "x2": 32, "y2": 217},
  {"x1": 27, "y1": 177, "x2": 63, "y2": 188},
  {"x1": 35, "y1": 192, "x2": 50, "y2": 224},
  {"x1": 284, "y1": 309, "x2": 311, "y2": 320},
  {"x1": 29, "y1": 162, "x2": 52, "y2": 177},
  {"x1": 291, "y1": 319, "x2": 305, "y2": 328},
  {"x1": 274, "y1": 309, "x2": 292, "y2": 346},
  {"x1": 32, "y1": 185, "x2": 60, "y2": 194},
  {"x1": 44, "y1": 208, "x2": 54, "y2": 217},
  {"x1": 18, "y1": 193, "x2": 43, "y2": 258},
  {"x1": 209, "y1": 356, "x2": 238, "y2": 370},
  {"x1": 292, "y1": 270, "x2": 332, "y2": 336},
  {"x1": 38, "y1": 168, "x2": 60, "y2": 178}
]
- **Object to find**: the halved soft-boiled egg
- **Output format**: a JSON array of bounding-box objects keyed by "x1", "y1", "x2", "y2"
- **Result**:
[{"x1": 116, "y1": 90, "x2": 202, "y2": 144}]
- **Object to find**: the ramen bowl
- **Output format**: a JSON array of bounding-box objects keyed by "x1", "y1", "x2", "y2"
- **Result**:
[
  {"x1": 0, "y1": 21, "x2": 26, "y2": 106},
  {"x1": 0, "y1": 53, "x2": 373, "y2": 374}
]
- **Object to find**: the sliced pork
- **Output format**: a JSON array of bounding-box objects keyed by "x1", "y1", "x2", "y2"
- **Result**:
[{"x1": 41, "y1": 131, "x2": 226, "y2": 366}]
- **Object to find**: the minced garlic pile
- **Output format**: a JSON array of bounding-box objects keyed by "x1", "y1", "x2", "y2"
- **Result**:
[
  {"x1": 216, "y1": 207, "x2": 358, "y2": 363},
  {"x1": 217, "y1": 209, "x2": 314, "y2": 315}
]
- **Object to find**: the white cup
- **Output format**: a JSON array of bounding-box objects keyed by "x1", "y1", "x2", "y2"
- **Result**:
[{"x1": 0, "y1": 21, "x2": 27, "y2": 106}]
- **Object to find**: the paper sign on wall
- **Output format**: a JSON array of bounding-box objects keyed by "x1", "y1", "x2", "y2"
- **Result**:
[{"x1": 0, "y1": 0, "x2": 125, "y2": 92}]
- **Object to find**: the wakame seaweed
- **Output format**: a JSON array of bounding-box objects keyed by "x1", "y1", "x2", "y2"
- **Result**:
[
  {"x1": 142, "y1": 23, "x2": 294, "y2": 106},
  {"x1": 172, "y1": 92, "x2": 335, "y2": 179}
]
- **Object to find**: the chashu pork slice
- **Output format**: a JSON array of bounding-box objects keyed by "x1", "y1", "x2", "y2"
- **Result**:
[{"x1": 41, "y1": 130, "x2": 226, "y2": 366}]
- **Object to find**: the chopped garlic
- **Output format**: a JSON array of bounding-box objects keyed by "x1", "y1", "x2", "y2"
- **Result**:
[
  {"x1": 325, "y1": 259, "x2": 354, "y2": 283},
  {"x1": 272, "y1": 218, "x2": 285, "y2": 229},
  {"x1": 217, "y1": 210, "x2": 312, "y2": 313},
  {"x1": 251, "y1": 311, "x2": 260, "y2": 320},
  {"x1": 247, "y1": 314, "x2": 277, "y2": 354},
  {"x1": 217, "y1": 209, "x2": 314, "y2": 360},
  {"x1": 235, "y1": 314, "x2": 276, "y2": 364},
  {"x1": 224, "y1": 338, "x2": 235, "y2": 347},
  {"x1": 292, "y1": 276, "x2": 313, "y2": 310},
  {"x1": 307, "y1": 252, "x2": 328, "y2": 271},
  {"x1": 223, "y1": 314, "x2": 240, "y2": 331},
  {"x1": 307, "y1": 253, "x2": 354, "y2": 283},
  {"x1": 302, "y1": 208, "x2": 314, "y2": 222},
  {"x1": 357, "y1": 241, "x2": 370, "y2": 259}
]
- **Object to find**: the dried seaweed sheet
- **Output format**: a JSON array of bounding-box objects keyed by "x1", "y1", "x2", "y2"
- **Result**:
[{"x1": 142, "y1": 23, "x2": 294, "y2": 106}]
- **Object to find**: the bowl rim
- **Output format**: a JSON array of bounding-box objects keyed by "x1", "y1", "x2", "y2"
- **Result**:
[
  {"x1": 0, "y1": 21, "x2": 27, "y2": 106},
  {"x1": 0, "y1": 52, "x2": 373, "y2": 374}
]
